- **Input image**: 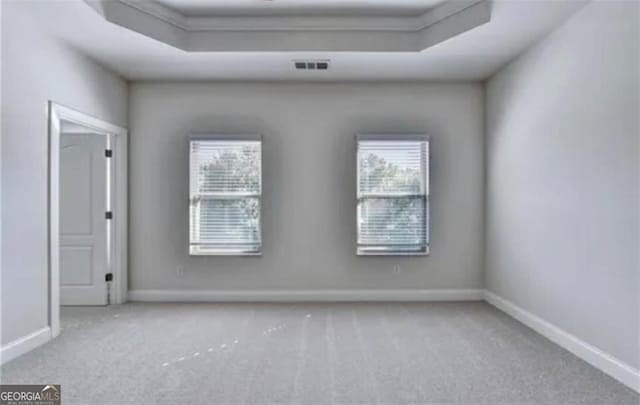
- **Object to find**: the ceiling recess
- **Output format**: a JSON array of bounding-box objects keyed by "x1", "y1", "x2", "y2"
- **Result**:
[{"x1": 85, "y1": 0, "x2": 492, "y2": 52}]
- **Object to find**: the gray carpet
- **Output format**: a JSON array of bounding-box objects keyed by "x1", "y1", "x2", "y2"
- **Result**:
[{"x1": 1, "y1": 302, "x2": 637, "y2": 405}]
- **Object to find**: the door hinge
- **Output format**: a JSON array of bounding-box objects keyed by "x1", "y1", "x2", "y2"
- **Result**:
[
  {"x1": 105, "y1": 149, "x2": 112, "y2": 158},
  {"x1": 105, "y1": 211, "x2": 113, "y2": 220},
  {"x1": 105, "y1": 273, "x2": 113, "y2": 305}
]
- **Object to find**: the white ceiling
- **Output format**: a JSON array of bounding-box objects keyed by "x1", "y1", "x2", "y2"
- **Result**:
[
  {"x1": 19, "y1": 0, "x2": 586, "y2": 81},
  {"x1": 155, "y1": 0, "x2": 446, "y2": 16},
  {"x1": 98, "y1": 0, "x2": 492, "y2": 51}
]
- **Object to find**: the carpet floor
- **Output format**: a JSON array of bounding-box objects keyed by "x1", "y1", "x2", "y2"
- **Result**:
[{"x1": 1, "y1": 302, "x2": 637, "y2": 405}]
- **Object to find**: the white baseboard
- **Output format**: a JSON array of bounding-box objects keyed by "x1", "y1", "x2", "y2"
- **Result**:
[
  {"x1": 0, "y1": 327, "x2": 51, "y2": 365},
  {"x1": 128, "y1": 289, "x2": 484, "y2": 302},
  {"x1": 484, "y1": 290, "x2": 640, "y2": 393}
]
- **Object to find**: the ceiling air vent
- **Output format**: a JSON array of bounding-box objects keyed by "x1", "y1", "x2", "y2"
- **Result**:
[{"x1": 294, "y1": 60, "x2": 330, "y2": 71}]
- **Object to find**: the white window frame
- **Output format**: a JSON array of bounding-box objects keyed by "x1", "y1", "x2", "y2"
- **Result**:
[
  {"x1": 189, "y1": 134, "x2": 263, "y2": 256},
  {"x1": 356, "y1": 134, "x2": 430, "y2": 256}
]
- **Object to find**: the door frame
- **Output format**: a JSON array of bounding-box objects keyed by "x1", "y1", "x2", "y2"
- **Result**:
[{"x1": 48, "y1": 102, "x2": 128, "y2": 337}]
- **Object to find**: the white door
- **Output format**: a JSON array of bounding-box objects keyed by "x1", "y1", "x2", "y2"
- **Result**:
[{"x1": 60, "y1": 134, "x2": 109, "y2": 305}]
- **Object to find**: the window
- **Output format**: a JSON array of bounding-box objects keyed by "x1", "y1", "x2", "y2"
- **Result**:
[
  {"x1": 189, "y1": 135, "x2": 262, "y2": 255},
  {"x1": 356, "y1": 135, "x2": 430, "y2": 255}
]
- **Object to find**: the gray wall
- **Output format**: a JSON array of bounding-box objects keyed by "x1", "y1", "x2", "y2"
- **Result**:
[
  {"x1": 0, "y1": 2, "x2": 128, "y2": 344},
  {"x1": 485, "y1": 1, "x2": 639, "y2": 368},
  {"x1": 129, "y1": 82, "x2": 483, "y2": 292}
]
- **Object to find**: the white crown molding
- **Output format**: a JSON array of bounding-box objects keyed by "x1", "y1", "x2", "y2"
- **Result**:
[
  {"x1": 0, "y1": 327, "x2": 51, "y2": 365},
  {"x1": 116, "y1": 0, "x2": 485, "y2": 32},
  {"x1": 128, "y1": 289, "x2": 485, "y2": 302},
  {"x1": 118, "y1": 0, "x2": 187, "y2": 30},
  {"x1": 86, "y1": 0, "x2": 491, "y2": 52},
  {"x1": 484, "y1": 291, "x2": 640, "y2": 393},
  {"x1": 417, "y1": 0, "x2": 487, "y2": 32}
]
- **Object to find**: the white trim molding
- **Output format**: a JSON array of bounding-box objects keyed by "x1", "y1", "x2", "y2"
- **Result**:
[
  {"x1": 484, "y1": 291, "x2": 640, "y2": 393},
  {"x1": 0, "y1": 327, "x2": 51, "y2": 365},
  {"x1": 85, "y1": 0, "x2": 491, "y2": 52},
  {"x1": 129, "y1": 289, "x2": 484, "y2": 303},
  {"x1": 48, "y1": 102, "x2": 129, "y2": 338},
  {"x1": 116, "y1": 0, "x2": 485, "y2": 32}
]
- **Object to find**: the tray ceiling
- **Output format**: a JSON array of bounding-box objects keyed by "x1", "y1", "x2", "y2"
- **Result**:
[
  {"x1": 87, "y1": 0, "x2": 492, "y2": 52},
  {"x1": 154, "y1": 0, "x2": 447, "y2": 17},
  {"x1": 10, "y1": 0, "x2": 587, "y2": 81}
]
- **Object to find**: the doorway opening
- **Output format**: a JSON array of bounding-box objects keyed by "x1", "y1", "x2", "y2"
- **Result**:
[{"x1": 48, "y1": 102, "x2": 128, "y2": 338}]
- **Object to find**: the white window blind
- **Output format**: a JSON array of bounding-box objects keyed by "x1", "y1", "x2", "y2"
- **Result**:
[
  {"x1": 357, "y1": 136, "x2": 430, "y2": 255},
  {"x1": 189, "y1": 136, "x2": 262, "y2": 255}
]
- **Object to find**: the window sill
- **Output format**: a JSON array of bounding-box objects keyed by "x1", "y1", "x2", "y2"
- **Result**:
[
  {"x1": 189, "y1": 247, "x2": 262, "y2": 256},
  {"x1": 357, "y1": 247, "x2": 430, "y2": 256}
]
